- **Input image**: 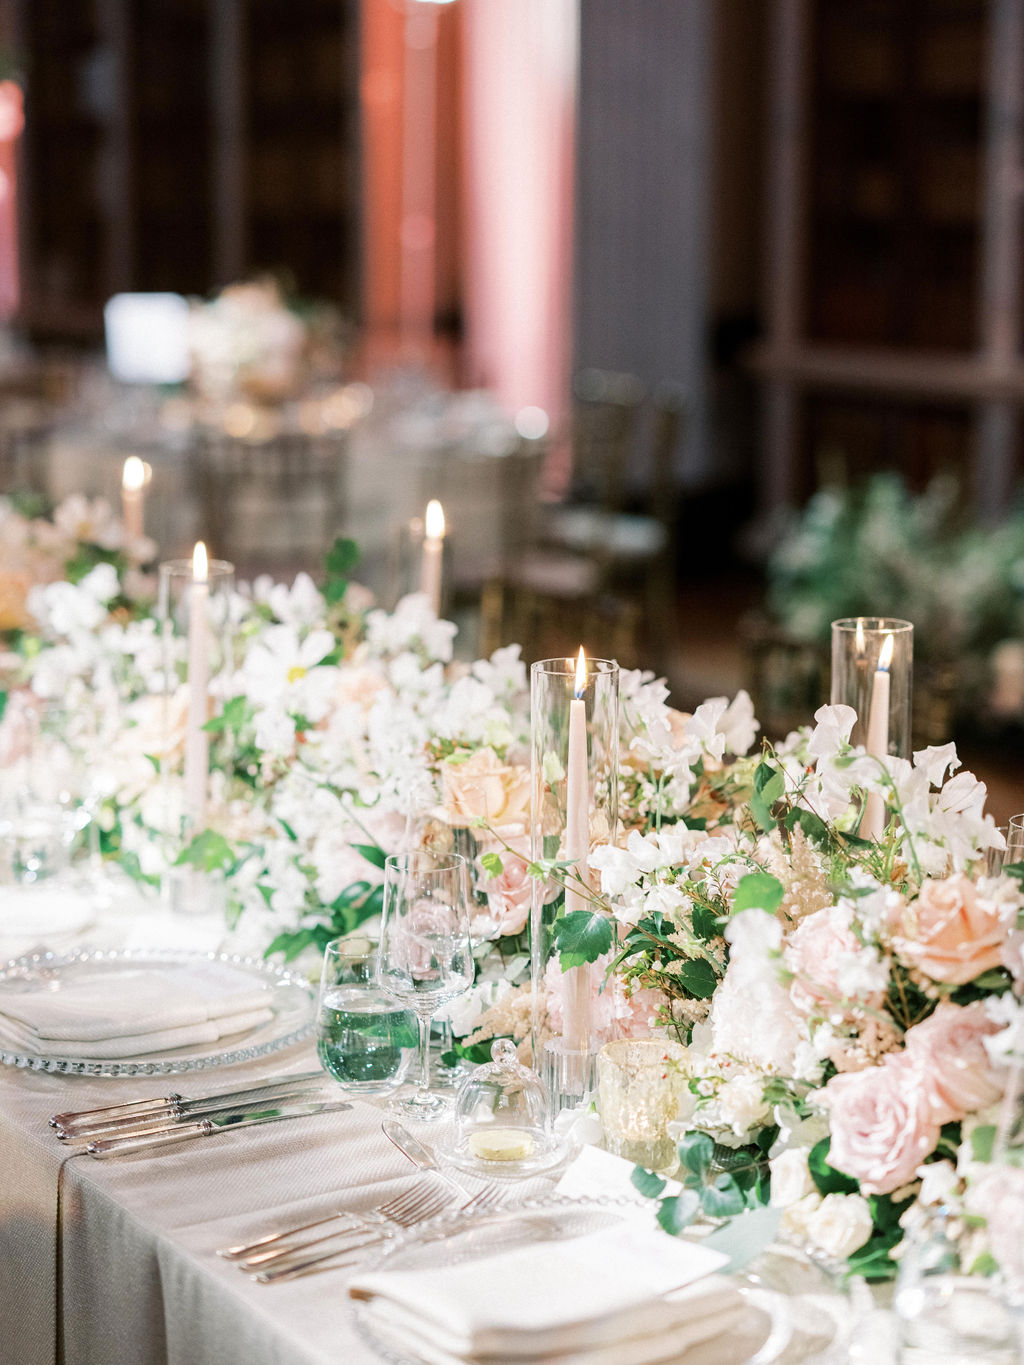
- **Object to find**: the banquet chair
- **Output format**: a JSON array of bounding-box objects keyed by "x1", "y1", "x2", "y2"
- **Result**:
[
  {"x1": 480, "y1": 377, "x2": 684, "y2": 673},
  {"x1": 193, "y1": 427, "x2": 348, "y2": 579}
]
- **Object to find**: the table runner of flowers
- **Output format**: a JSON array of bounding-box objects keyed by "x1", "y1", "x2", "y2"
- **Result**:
[{"x1": 2, "y1": 491, "x2": 1021, "y2": 1289}]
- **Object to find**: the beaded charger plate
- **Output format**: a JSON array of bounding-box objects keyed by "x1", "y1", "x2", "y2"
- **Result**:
[{"x1": 0, "y1": 947, "x2": 316, "y2": 1077}]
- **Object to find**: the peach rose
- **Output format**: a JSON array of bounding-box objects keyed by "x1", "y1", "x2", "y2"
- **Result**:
[
  {"x1": 440, "y1": 748, "x2": 530, "y2": 831},
  {"x1": 893, "y1": 873, "x2": 1013, "y2": 985},
  {"x1": 819, "y1": 1056, "x2": 940, "y2": 1195},
  {"x1": 0, "y1": 569, "x2": 31, "y2": 631},
  {"x1": 902, "y1": 1002, "x2": 1003, "y2": 1124}
]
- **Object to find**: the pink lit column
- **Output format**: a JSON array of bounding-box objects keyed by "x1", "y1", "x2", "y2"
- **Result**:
[
  {"x1": 0, "y1": 81, "x2": 24, "y2": 321},
  {"x1": 461, "y1": 0, "x2": 577, "y2": 428}
]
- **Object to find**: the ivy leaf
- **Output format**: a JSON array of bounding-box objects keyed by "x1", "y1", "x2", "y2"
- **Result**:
[
  {"x1": 351, "y1": 842, "x2": 387, "y2": 870},
  {"x1": 655, "y1": 1190, "x2": 701, "y2": 1236},
  {"x1": 808, "y1": 1137, "x2": 859, "y2": 1196},
  {"x1": 732, "y1": 872, "x2": 784, "y2": 916},
  {"x1": 701, "y1": 1172, "x2": 748, "y2": 1220},
  {"x1": 673, "y1": 958, "x2": 719, "y2": 999},
  {"x1": 173, "y1": 829, "x2": 235, "y2": 874},
  {"x1": 677, "y1": 1131, "x2": 714, "y2": 1180},
  {"x1": 480, "y1": 851, "x2": 504, "y2": 879},
  {"x1": 630, "y1": 1166, "x2": 667, "y2": 1199},
  {"x1": 554, "y1": 910, "x2": 613, "y2": 970}
]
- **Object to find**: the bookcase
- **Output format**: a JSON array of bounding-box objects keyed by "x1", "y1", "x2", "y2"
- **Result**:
[
  {"x1": 13, "y1": 0, "x2": 360, "y2": 341},
  {"x1": 754, "y1": 0, "x2": 1024, "y2": 520}
]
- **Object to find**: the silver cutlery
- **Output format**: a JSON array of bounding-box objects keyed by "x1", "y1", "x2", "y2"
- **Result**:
[
  {"x1": 56, "y1": 1082, "x2": 334, "y2": 1143},
  {"x1": 50, "y1": 1069, "x2": 325, "y2": 1135},
  {"x1": 251, "y1": 1183, "x2": 502, "y2": 1284},
  {"x1": 86, "y1": 1100, "x2": 352, "y2": 1158}
]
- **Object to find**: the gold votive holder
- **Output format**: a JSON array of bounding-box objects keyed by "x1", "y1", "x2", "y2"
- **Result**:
[{"x1": 597, "y1": 1038, "x2": 687, "y2": 1174}]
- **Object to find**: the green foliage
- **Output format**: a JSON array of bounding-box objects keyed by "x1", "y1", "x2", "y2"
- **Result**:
[
  {"x1": 971, "y1": 1124, "x2": 996, "y2": 1163},
  {"x1": 750, "y1": 763, "x2": 785, "y2": 832},
  {"x1": 630, "y1": 1166, "x2": 667, "y2": 1199},
  {"x1": 203, "y1": 695, "x2": 255, "y2": 736},
  {"x1": 644, "y1": 1130, "x2": 770, "y2": 1238},
  {"x1": 350, "y1": 842, "x2": 387, "y2": 870},
  {"x1": 655, "y1": 1191, "x2": 701, "y2": 1235},
  {"x1": 480, "y1": 851, "x2": 504, "y2": 879},
  {"x1": 324, "y1": 537, "x2": 360, "y2": 605},
  {"x1": 553, "y1": 910, "x2": 614, "y2": 970},
  {"x1": 672, "y1": 958, "x2": 718, "y2": 999},
  {"x1": 174, "y1": 829, "x2": 236, "y2": 874},
  {"x1": 808, "y1": 1138, "x2": 859, "y2": 1196},
  {"x1": 732, "y1": 871, "x2": 784, "y2": 916}
]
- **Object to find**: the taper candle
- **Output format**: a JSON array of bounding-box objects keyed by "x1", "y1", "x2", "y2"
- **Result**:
[
  {"x1": 861, "y1": 631, "x2": 894, "y2": 841},
  {"x1": 563, "y1": 646, "x2": 591, "y2": 1052},
  {"x1": 184, "y1": 541, "x2": 210, "y2": 825},
  {"x1": 121, "y1": 456, "x2": 146, "y2": 545},
  {"x1": 420, "y1": 499, "x2": 445, "y2": 616}
]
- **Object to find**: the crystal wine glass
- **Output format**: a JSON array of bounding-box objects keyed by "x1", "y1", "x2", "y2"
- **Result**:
[{"x1": 377, "y1": 851, "x2": 474, "y2": 1120}]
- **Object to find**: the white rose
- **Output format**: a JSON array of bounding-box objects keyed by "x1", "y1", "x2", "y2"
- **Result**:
[
  {"x1": 715, "y1": 1074, "x2": 770, "y2": 1137},
  {"x1": 780, "y1": 1191, "x2": 822, "y2": 1241},
  {"x1": 805, "y1": 1193, "x2": 873, "y2": 1261},
  {"x1": 770, "y1": 1148, "x2": 815, "y2": 1208}
]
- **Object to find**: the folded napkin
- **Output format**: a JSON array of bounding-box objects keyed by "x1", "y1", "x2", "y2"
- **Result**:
[
  {"x1": 0, "y1": 961, "x2": 275, "y2": 1059},
  {"x1": 349, "y1": 1219, "x2": 752, "y2": 1365}
]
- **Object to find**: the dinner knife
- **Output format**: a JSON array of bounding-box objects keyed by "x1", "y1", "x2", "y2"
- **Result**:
[
  {"x1": 57, "y1": 1083, "x2": 336, "y2": 1143},
  {"x1": 50, "y1": 1069, "x2": 326, "y2": 1134},
  {"x1": 86, "y1": 1100, "x2": 353, "y2": 1158}
]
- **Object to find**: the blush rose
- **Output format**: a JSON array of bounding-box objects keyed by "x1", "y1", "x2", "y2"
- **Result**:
[
  {"x1": 892, "y1": 873, "x2": 1013, "y2": 986},
  {"x1": 819, "y1": 1056, "x2": 940, "y2": 1195}
]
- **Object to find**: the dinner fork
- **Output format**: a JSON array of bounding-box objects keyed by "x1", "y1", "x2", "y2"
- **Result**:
[
  {"x1": 236, "y1": 1180, "x2": 501, "y2": 1273},
  {"x1": 252, "y1": 1183, "x2": 502, "y2": 1284}
]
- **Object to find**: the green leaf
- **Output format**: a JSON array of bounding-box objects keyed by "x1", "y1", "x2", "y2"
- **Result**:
[
  {"x1": 750, "y1": 765, "x2": 785, "y2": 831},
  {"x1": 808, "y1": 1137, "x2": 859, "y2": 1196},
  {"x1": 785, "y1": 806, "x2": 831, "y2": 846},
  {"x1": 732, "y1": 872, "x2": 784, "y2": 916},
  {"x1": 203, "y1": 695, "x2": 254, "y2": 736},
  {"x1": 351, "y1": 842, "x2": 387, "y2": 870},
  {"x1": 325, "y1": 537, "x2": 360, "y2": 578},
  {"x1": 0, "y1": 690, "x2": 6, "y2": 724},
  {"x1": 677, "y1": 1131, "x2": 714, "y2": 1180},
  {"x1": 1004, "y1": 861, "x2": 1024, "y2": 883},
  {"x1": 701, "y1": 1172, "x2": 748, "y2": 1219},
  {"x1": 630, "y1": 1166, "x2": 667, "y2": 1199},
  {"x1": 690, "y1": 904, "x2": 721, "y2": 942},
  {"x1": 700, "y1": 1206, "x2": 783, "y2": 1272},
  {"x1": 553, "y1": 910, "x2": 613, "y2": 970},
  {"x1": 143, "y1": 753, "x2": 161, "y2": 774},
  {"x1": 173, "y1": 829, "x2": 235, "y2": 874},
  {"x1": 844, "y1": 1226, "x2": 904, "y2": 1281},
  {"x1": 265, "y1": 928, "x2": 317, "y2": 962},
  {"x1": 480, "y1": 851, "x2": 504, "y2": 879},
  {"x1": 969, "y1": 1251, "x2": 999, "y2": 1277},
  {"x1": 971, "y1": 1124, "x2": 997, "y2": 1164},
  {"x1": 279, "y1": 819, "x2": 298, "y2": 842},
  {"x1": 673, "y1": 958, "x2": 719, "y2": 999},
  {"x1": 655, "y1": 1191, "x2": 701, "y2": 1236}
]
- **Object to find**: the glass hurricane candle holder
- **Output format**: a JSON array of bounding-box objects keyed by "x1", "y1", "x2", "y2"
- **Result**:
[
  {"x1": 530, "y1": 655, "x2": 618, "y2": 1114},
  {"x1": 157, "y1": 549, "x2": 234, "y2": 913},
  {"x1": 597, "y1": 1038, "x2": 687, "y2": 1175},
  {"x1": 830, "y1": 617, "x2": 913, "y2": 759}
]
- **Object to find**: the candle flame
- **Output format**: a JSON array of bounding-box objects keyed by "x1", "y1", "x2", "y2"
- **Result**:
[
  {"x1": 855, "y1": 619, "x2": 865, "y2": 655},
  {"x1": 425, "y1": 499, "x2": 445, "y2": 539},
  {"x1": 574, "y1": 646, "x2": 587, "y2": 699},
  {"x1": 878, "y1": 633, "x2": 894, "y2": 672},
  {"x1": 192, "y1": 541, "x2": 208, "y2": 583},
  {"x1": 122, "y1": 455, "x2": 146, "y2": 492}
]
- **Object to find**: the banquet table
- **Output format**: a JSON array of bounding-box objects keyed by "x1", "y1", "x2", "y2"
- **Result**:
[{"x1": 0, "y1": 1041, "x2": 463, "y2": 1365}]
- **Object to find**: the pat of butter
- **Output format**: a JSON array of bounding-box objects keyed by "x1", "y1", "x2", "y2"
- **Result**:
[{"x1": 468, "y1": 1129, "x2": 535, "y2": 1162}]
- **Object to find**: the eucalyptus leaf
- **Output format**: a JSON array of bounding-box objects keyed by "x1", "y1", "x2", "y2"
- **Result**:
[
  {"x1": 655, "y1": 1190, "x2": 701, "y2": 1236},
  {"x1": 630, "y1": 1166, "x2": 667, "y2": 1198}
]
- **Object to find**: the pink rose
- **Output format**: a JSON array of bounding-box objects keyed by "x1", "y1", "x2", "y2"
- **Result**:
[
  {"x1": 902, "y1": 1002, "x2": 1003, "y2": 1124},
  {"x1": 785, "y1": 904, "x2": 881, "y2": 1014},
  {"x1": 440, "y1": 748, "x2": 531, "y2": 831},
  {"x1": 477, "y1": 839, "x2": 533, "y2": 937},
  {"x1": 892, "y1": 873, "x2": 1013, "y2": 985},
  {"x1": 819, "y1": 1056, "x2": 940, "y2": 1195}
]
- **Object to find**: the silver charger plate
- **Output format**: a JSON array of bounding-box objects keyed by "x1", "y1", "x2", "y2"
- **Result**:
[{"x1": 0, "y1": 947, "x2": 316, "y2": 1076}]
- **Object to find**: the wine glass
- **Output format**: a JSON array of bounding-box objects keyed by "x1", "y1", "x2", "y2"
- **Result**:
[{"x1": 377, "y1": 851, "x2": 474, "y2": 1120}]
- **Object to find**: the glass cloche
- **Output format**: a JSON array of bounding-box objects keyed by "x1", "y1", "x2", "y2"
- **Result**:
[{"x1": 447, "y1": 1039, "x2": 563, "y2": 1177}]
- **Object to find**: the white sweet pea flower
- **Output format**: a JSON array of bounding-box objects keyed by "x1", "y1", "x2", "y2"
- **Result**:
[
  {"x1": 913, "y1": 742, "x2": 960, "y2": 788},
  {"x1": 718, "y1": 689, "x2": 759, "y2": 756},
  {"x1": 79, "y1": 561, "x2": 120, "y2": 605},
  {"x1": 806, "y1": 704, "x2": 857, "y2": 761},
  {"x1": 685, "y1": 697, "x2": 729, "y2": 761},
  {"x1": 471, "y1": 644, "x2": 527, "y2": 698}
]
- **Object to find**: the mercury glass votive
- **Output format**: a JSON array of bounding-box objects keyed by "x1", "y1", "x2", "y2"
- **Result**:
[{"x1": 597, "y1": 1038, "x2": 687, "y2": 1174}]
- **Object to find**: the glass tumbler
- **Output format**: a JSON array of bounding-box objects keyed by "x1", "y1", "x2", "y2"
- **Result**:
[{"x1": 316, "y1": 937, "x2": 417, "y2": 1094}]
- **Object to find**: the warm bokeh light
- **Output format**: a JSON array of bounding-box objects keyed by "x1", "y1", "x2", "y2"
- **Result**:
[
  {"x1": 192, "y1": 541, "x2": 209, "y2": 583},
  {"x1": 425, "y1": 499, "x2": 446, "y2": 539},
  {"x1": 574, "y1": 646, "x2": 587, "y2": 698},
  {"x1": 121, "y1": 455, "x2": 146, "y2": 492}
]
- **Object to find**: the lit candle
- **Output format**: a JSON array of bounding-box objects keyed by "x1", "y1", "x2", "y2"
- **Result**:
[
  {"x1": 861, "y1": 632, "x2": 894, "y2": 841},
  {"x1": 121, "y1": 456, "x2": 147, "y2": 544},
  {"x1": 564, "y1": 647, "x2": 591, "y2": 1052},
  {"x1": 420, "y1": 499, "x2": 445, "y2": 616},
  {"x1": 184, "y1": 541, "x2": 210, "y2": 826}
]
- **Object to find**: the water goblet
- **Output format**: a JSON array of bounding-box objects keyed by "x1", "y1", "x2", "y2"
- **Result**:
[
  {"x1": 316, "y1": 937, "x2": 417, "y2": 1094},
  {"x1": 377, "y1": 851, "x2": 475, "y2": 1121}
]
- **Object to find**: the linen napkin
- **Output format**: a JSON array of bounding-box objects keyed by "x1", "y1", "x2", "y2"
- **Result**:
[
  {"x1": 349, "y1": 1219, "x2": 752, "y2": 1365},
  {"x1": 0, "y1": 961, "x2": 275, "y2": 1058}
]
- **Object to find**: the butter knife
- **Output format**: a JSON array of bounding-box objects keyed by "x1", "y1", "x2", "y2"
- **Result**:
[
  {"x1": 51, "y1": 1069, "x2": 325, "y2": 1135},
  {"x1": 87, "y1": 1100, "x2": 352, "y2": 1159},
  {"x1": 381, "y1": 1120, "x2": 467, "y2": 1193},
  {"x1": 58, "y1": 1084, "x2": 335, "y2": 1144}
]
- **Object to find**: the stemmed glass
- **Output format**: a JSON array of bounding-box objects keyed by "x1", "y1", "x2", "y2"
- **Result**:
[{"x1": 376, "y1": 851, "x2": 474, "y2": 1120}]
